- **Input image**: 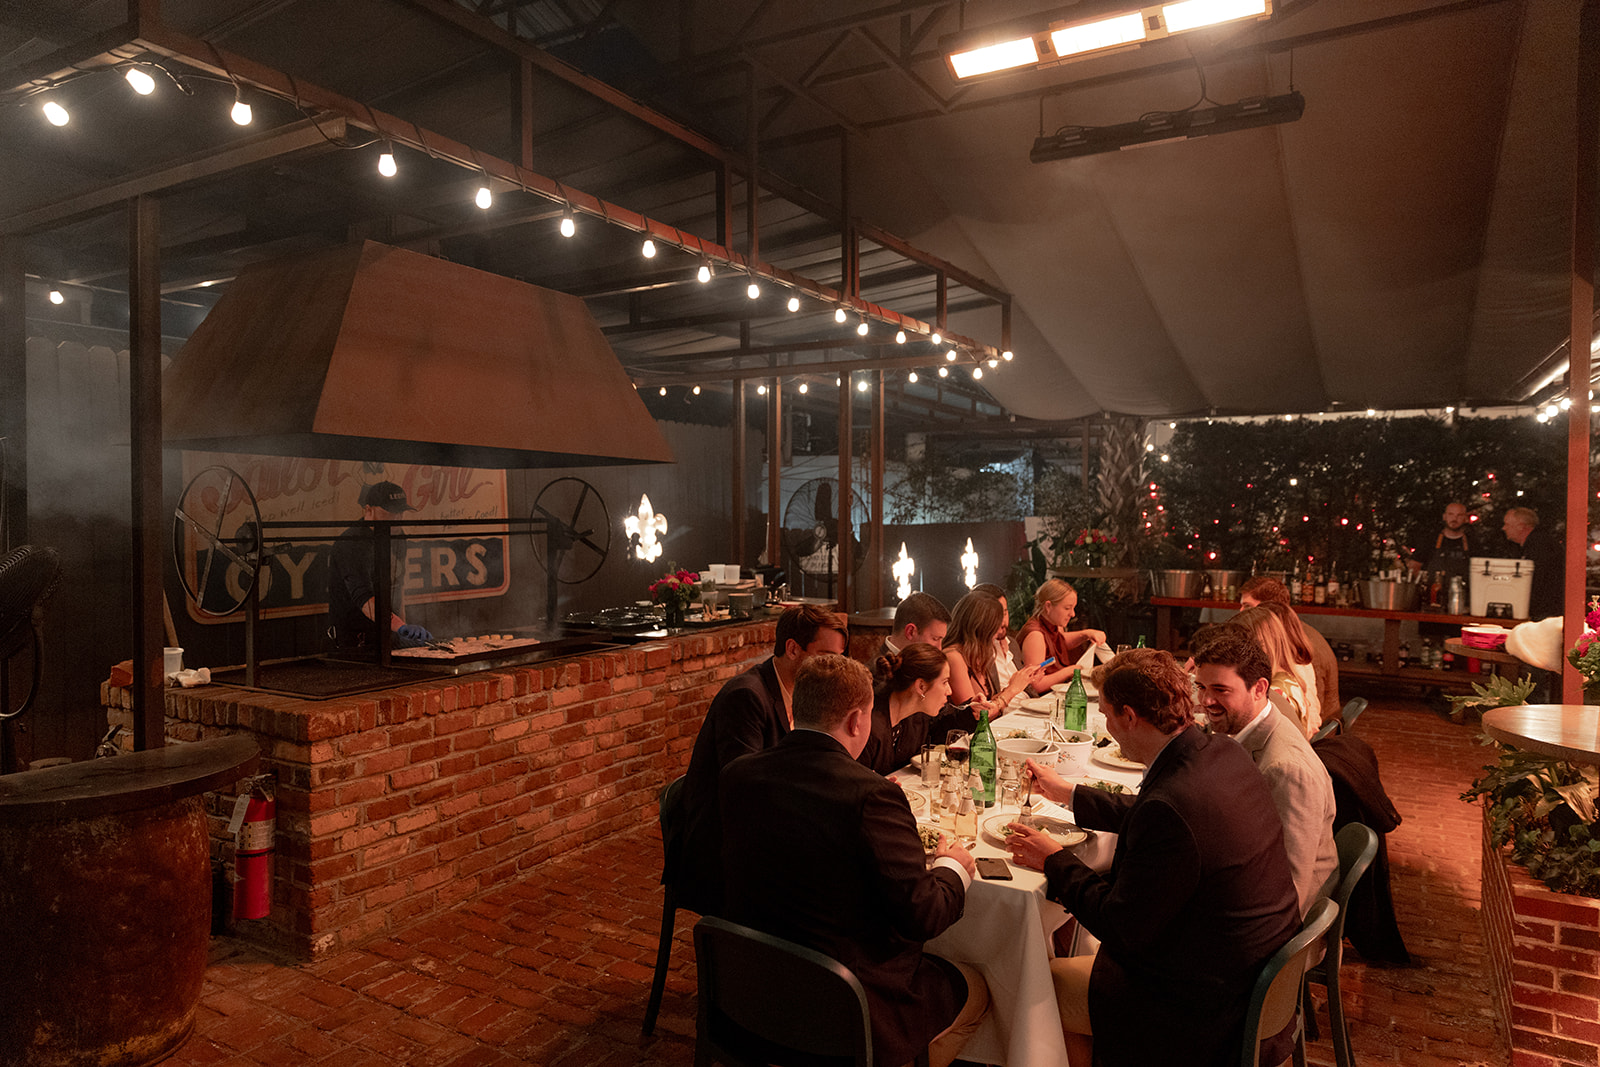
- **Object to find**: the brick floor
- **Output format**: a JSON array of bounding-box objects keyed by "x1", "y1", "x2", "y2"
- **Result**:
[{"x1": 162, "y1": 695, "x2": 1507, "y2": 1067}]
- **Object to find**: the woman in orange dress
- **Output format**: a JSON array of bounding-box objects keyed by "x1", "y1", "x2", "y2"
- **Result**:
[{"x1": 1018, "y1": 579, "x2": 1107, "y2": 695}]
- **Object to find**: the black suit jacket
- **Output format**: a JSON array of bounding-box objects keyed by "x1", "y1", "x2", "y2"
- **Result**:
[
  {"x1": 673, "y1": 657, "x2": 786, "y2": 914},
  {"x1": 1516, "y1": 526, "x2": 1563, "y2": 620},
  {"x1": 1043, "y1": 727, "x2": 1301, "y2": 1067},
  {"x1": 721, "y1": 730, "x2": 968, "y2": 1067}
]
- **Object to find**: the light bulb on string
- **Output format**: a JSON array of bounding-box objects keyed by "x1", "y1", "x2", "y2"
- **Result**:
[
  {"x1": 48, "y1": 289, "x2": 64, "y2": 305},
  {"x1": 987, "y1": 358, "x2": 998, "y2": 369},
  {"x1": 835, "y1": 376, "x2": 841, "y2": 386},
  {"x1": 42, "y1": 100, "x2": 69, "y2": 126},
  {"x1": 757, "y1": 384, "x2": 767, "y2": 395},
  {"x1": 658, "y1": 387, "x2": 667, "y2": 396},
  {"x1": 907, "y1": 371, "x2": 918, "y2": 383},
  {"x1": 972, "y1": 367, "x2": 983, "y2": 380},
  {"x1": 475, "y1": 183, "x2": 492, "y2": 209},
  {"x1": 1001, "y1": 350, "x2": 1013, "y2": 361},
  {"x1": 559, "y1": 209, "x2": 575, "y2": 238},
  {"x1": 747, "y1": 280, "x2": 761, "y2": 300},
  {"x1": 938, "y1": 367, "x2": 949, "y2": 378},
  {"x1": 894, "y1": 330, "x2": 906, "y2": 344},
  {"x1": 641, "y1": 238, "x2": 656, "y2": 258},
  {"x1": 835, "y1": 308, "x2": 847, "y2": 324},
  {"x1": 696, "y1": 262, "x2": 712, "y2": 284},
  {"x1": 857, "y1": 380, "x2": 869, "y2": 393},
  {"x1": 945, "y1": 349, "x2": 957, "y2": 361},
  {"x1": 799, "y1": 382, "x2": 809, "y2": 394},
  {"x1": 692, "y1": 385, "x2": 701, "y2": 395},
  {"x1": 931, "y1": 332, "x2": 942, "y2": 345},
  {"x1": 786, "y1": 296, "x2": 800, "y2": 313},
  {"x1": 124, "y1": 67, "x2": 156, "y2": 95},
  {"x1": 856, "y1": 319, "x2": 869, "y2": 337},
  {"x1": 377, "y1": 146, "x2": 397, "y2": 177},
  {"x1": 230, "y1": 87, "x2": 252, "y2": 125}
]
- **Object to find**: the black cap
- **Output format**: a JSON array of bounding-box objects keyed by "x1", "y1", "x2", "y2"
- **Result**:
[{"x1": 361, "y1": 481, "x2": 415, "y2": 513}]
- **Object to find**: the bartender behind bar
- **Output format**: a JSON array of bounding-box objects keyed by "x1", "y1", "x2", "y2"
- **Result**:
[{"x1": 327, "y1": 481, "x2": 433, "y2": 650}]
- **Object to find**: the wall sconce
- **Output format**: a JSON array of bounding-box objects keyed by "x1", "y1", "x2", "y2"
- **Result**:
[
  {"x1": 893, "y1": 543, "x2": 916, "y2": 601},
  {"x1": 624, "y1": 494, "x2": 667, "y2": 562},
  {"x1": 960, "y1": 538, "x2": 979, "y2": 589}
]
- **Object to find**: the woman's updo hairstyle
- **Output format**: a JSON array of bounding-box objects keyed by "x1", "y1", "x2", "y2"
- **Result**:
[{"x1": 873, "y1": 642, "x2": 949, "y2": 694}]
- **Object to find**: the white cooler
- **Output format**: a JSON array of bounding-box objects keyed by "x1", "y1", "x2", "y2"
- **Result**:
[{"x1": 1469, "y1": 556, "x2": 1534, "y2": 619}]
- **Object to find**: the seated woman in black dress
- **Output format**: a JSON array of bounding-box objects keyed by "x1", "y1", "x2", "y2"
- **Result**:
[
  {"x1": 942, "y1": 591, "x2": 1039, "y2": 733},
  {"x1": 857, "y1": 643, "x2": 952, "y2": 774}
]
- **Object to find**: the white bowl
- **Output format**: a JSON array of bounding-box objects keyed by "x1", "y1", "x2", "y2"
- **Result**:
[{"x1": 996, "y1": 736, "x2": 1061, "y2": 768}]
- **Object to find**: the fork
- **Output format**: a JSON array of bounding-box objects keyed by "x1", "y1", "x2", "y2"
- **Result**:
[{"x1": 1020, "y1": 770, "x2": 1035, "y2": 829}]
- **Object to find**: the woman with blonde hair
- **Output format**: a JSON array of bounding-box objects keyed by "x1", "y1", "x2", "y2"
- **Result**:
[
  {"x1": 1019, "y1": 579, "x2": 1108, "y2": 694},
  {"x1": 1230, "y1": 606, "x2": 1320, "y2": 737},
  {"x1": 942, "y1": 592, "x2": 1038, "y2": 728}
]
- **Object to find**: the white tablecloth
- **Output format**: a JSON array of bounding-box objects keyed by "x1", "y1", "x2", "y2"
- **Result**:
[{"x1": 903, "y1": 706, "x2": 1145, "y2": 1067}]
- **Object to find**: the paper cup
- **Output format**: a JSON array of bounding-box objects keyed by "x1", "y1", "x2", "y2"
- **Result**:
[{"x1": 163, "y1": 646, "x2": 184, "y2": 678}]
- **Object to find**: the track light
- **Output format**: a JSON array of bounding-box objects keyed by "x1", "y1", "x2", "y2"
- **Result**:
[
  {"x1": 560, "y1": 209, "x2": 576, "y2": 237},
  {"x1": 475, "y1": 183, "x2": 492, "y2": 209},
  {"x1": 697, "y1": 261, "x2": 713, "y2": 283},
  {"x1": 908, "y1": 371, "x2": 919, "y2": 383},
  {"x1": 835, "y1": 308, "x2": 847, "y2": 324},
  {"x1": 377, "y1": 146, "x2": 397, "y2": 178},
  {"x1": 895, "y1": 330, "x2": 906, "y2": 344},
  {"x1": 48, "y1": 288, "x2": 64, "y2": 305},
  {"x1": 642, "y1": 238, "x2": 656, "y2": 258},
  {"x1": 230, "y1": 87, "x2": 252, "y2": 125},
  {"x1": 42, "y1": 100, "x2": 69, "y2": 126},
  {"x1": 747, "y1": 280, "x2": 761, "y2": 299},
  {"x1": 124, "y1": 67, "x2": 156, "y2": 95},
  {"x1": 786, "y1": 296, "x2": 800, "y2": 312},
  {"x1": 931, "y1": 332, "x2": 942, "y2": 345},
  {"x1": 1031, "y1": 91, "x2": 1305, "y2": 163}
]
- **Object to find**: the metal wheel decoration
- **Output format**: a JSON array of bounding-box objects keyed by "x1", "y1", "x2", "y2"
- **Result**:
[
  {"x1": 0, "y1": 544, "x2": 61, "y2": 720},
  {"x1": 172, "y1": 464, "x2": 264, "y2": 617},
  {"x1": 529, "y1": 477, "x2": 611, "y2": 585}
]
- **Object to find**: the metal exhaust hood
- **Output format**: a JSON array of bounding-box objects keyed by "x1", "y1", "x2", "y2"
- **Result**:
[{"x1": 162, "y1": 241, "x2": 673, "y2": 468}]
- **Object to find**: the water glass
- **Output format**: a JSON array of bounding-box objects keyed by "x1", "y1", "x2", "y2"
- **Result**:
[{"x1": 920, "y1": 744, "x2": 943, "y2": 787}]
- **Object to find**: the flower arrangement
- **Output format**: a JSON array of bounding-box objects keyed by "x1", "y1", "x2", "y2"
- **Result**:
[
  {"x1": 1065, "y1": 527, "x2": 1117, "y2": 567},
  {"x1": 649, "y1": 564, "x2": 701, "y2": 626},
  {"x1": 1567, "y1": 597, "x2": 1600, "y2": 699}
]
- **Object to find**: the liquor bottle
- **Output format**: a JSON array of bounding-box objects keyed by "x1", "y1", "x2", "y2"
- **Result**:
[
  {"x1": 1135, "y1": 634, "x2": 1146, "y2": 648},
  {"x1": 1314, "y1": 570, "x2": 1327, "y2": 605},
  {"x1": 1429, "y1": 571, "x2": 1443, "y2": 609},
  {"x1": 1301, "y1": 565, "x2": 1316, "y2": 605},
  {"x1": 1326, "y1": 566, "x2": 1341, "y2": 604},
  {"x1": 1290, "y1": 565, "x2": 1303, "y2": 602},
  {"x1": 1063, "y1": 669, "x2": 1089, "y2": 733},
  {"x1": 970, "y1": 707, "x2": 997, "y2": 808},
  {"x1": 1199, "y1": 571, "x2": 1213, "y2": 600}
]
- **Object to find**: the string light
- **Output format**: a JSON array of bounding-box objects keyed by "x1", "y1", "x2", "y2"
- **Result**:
[
  {"x1": 1001, "y1": 350, "x2": 1013, "y2": 361},
  {"x1": 856, "y1": 379, "x2": 869, "y2": 393},
  {"x1": 856, "y1": 318, "x2": 869, "y2": 336},
  {"x1": 692, "y1": 385, "x2": 701, "y2": 395},
  {"x1": 475, "y1": 180, "x2": 492, "y2": 209},
  {"x1": 835, "y1": 376, "x2": 841, "y2": 386},
  {"x1": 47, "y1": 289, "x2": 64, "y2": 305},
  {"x1": 799, "y1": 382, "x2": 809, "y2": 394},
  {"x1": 42, "y1": 100, "x2": 69, "y2": 126},
  {"x1": 658, "y1": 386, "x2": 667, "y2": 396},
  {"x1": 230, "y1": 86, "x2": 252, "y2": 125},
  {"x1": 908, "y1": 371, "x2": 918, "y2": 383},
  {"x1": 641, "y1": 238, "x2": 656, "y2": 258},
  {"x1": 559, "y1": 209, "x2": 576, "y2": 237},
  {"x1": 377, "y1": 145, "x2": 397, "y2": 177},
  {"x1": 931, "y1": 332, "x2": 942, "y2": 345},
  {"x1": 697, "y1": 261, "x2": 712, "y2": 283},
  {"x1": 895, "y1": 330, "x2": 906, "y2": 344},
  {"x1": 747, "y1": 279, "x2": 761, "y2": 299},
  {"x1": 938, "y1": 367, "x2": 949, "y2": 378},
  {"x1": 757, "y1": 384, "x2": 767, "y2": 395},
  {"x1": 786, "y1": 295, "x2": 800, "y2": 312},
  {"x1": 945, "y1": 349, "x2": 957, "y2": 361},
  {"x1": 124, "y1": 67, "x2": 156, "y2": 95},
  {"x1": 835, "y1": 308, "x2": 847, "y2": 324},
  {"x1": 972, "y1": 367, "x2": 983, "y2": 380},
  {"x1": 987, "y1": 358, "x2": 998, "y2": 369}
]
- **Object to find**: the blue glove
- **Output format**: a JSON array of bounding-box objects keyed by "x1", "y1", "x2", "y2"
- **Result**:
[{"x1": 397, "y1": 624, "x2": 432, "y2": 643}]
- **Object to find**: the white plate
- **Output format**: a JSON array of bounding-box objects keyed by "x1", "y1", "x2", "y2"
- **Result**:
[
  {"x1": 900, "y1": 784, "x2": 927, "y2": 814},
  {"x1": 1067, "y1": 775, "x2": 1138, "y2": 797},
  {"x1": 1091, "y1": 745, "x2": 1145, "y2": 771},
  {"x1": 982, "y1": 813, "x2": 1088, "y2": 849}
]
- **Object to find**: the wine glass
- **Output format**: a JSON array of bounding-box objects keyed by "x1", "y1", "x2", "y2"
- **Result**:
[{"x1": 945, "y1": 730, "x2": 971, "y2": 777}]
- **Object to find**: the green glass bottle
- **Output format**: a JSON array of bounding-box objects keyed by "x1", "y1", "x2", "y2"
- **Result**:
[
  {"x1": 971, "y1": 705, "x2": 997, "y2": 808},
  {"x1": 1135, "y1": 634, "x2": 1146, "y2": 648},
  {"x1": 1064, "y1": 668, "x2": 1089, "y2": 733}
]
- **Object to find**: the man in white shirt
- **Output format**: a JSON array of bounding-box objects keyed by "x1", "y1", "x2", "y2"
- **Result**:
[
  {"x1": 880, "y1": 591, "x2": 950, "y2": 658},
  {"x1": 1192, "y1": 629, "x2": 1338, "y2": 916}
]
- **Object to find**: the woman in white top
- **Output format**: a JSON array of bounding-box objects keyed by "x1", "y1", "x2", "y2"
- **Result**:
[{"x1": 1232, "y1": 606, "x2": 1320, "y2": 738}]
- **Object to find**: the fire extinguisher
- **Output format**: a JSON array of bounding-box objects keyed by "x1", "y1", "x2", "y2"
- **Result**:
[{"x1": 232, "y1": 777, "x2": 275, "y2": 921}]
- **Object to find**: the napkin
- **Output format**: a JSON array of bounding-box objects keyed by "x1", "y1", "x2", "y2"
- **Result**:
[
  {"x1": 1506, "y1": 617, "x2": 1562, "y2": 671},
  {"x1": 1073, "y1": 642, "x2": 1116, "y2": 675}
]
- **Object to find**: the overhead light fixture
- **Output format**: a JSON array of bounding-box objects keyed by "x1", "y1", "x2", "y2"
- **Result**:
[
  {"x1": 692, "y1": 385, "x2": 701, "y2": 395},
  {"x1": 1001, "y1": 350, "x2": 1014, "y2": 361},
  {"x1": 856, "y1": 318, "x2": 869, "y2": 337},
  {"x1": 642, "y1": 238, "x2": 656, "y2": 258},
  {"x1": 124, "y1": 66, "x2": 156, "y2": 95},
  {"x1": 945, "y1": 1, "x2": 1271, "y2": 80},
  {"x1": 799, "y1": 382, "x2": 809, "y2": 394},
  {"x1": 747, "y1": 279, "x2": 761, "y2": 299},
  {"x1": 987, "y1": 358, "x2": 999, "y2": 369},
  {"x1": 230, "y1": 86, "x2": 252, "y2": 125},
  {"x1": 658, "y1": 387, "x2": 667, "y2": 396},
  {"x1": 973, "y1": 367, "x2": 984, "y2": 380},
  {"x1": 835, "y1": 307, "x2": 847, "y2": 324},
  {"x1": 1031, "y1": 91, "x2": 1304, "y2": 162},
  {"x1": 559, "y1": 208, "x2": 576, "y2": 237},
  {"x1": 42, "y1": 100, "x2": 69, "y2": 126},
  {"x1": 786, "y1": 295, "x2": 800, "y2": 312},
  {"x1": 945, "y1": 349, "x2": 957, "y2": 361},
  {"x1": 938, "y1": 367, "x2": 949, "y2": 378},
  {"x1": 931, "y1": 332, "x2": 943, "y2": 345},
  {"x1": 856, "y1": 380, "x2": 869, "y2": 393},
  {"x1": 908, "y1": 371, "x2": 919, "y2": 383},
  {"x1": 48, "y1": 288, "x2": 64, "y2": 305},
  {"x1": 697, "y1": 261, "x2": 713, "y2": 283},
  {"x1": 475, "y1": 182, "x2": 492, "y2": 209},
  {"x1": 757, "y1": 384, "x2": 767, "y2": 395},
  {"x1": 895, "y1": 330, "x2": 907, "y2": 344},
  {"x1": 377, "y1": 145, "x2": 397, "y2": 177}
]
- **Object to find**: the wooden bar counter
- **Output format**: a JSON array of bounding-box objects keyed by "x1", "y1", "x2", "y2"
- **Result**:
[{"x1": 100, "y1": 622, "x2": 775, "y2": 959}]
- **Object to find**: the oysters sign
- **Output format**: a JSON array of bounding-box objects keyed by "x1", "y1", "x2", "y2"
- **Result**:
[{"x1": 177, "y1": 452, "x2": 510, "y2": 623}]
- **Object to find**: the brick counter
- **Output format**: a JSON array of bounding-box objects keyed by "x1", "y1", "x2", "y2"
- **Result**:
[
  {"x1": 103, "y1": 623, "x2": 775, "y2": 959},
  {"x1": 1481, "y1": 807, "x2": 1600, "y2": 1066}
]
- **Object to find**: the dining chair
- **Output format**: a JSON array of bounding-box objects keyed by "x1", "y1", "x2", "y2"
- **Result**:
[
  {"x1": 642, "y1": 774, "x2": 688, "y2": 1037},
  {"x1": 692, "y1": 915, "x2": 929, "y2": 1067},
  {"x1": 1239, "y1": 897, "x2": 1338, "y2": 1067},
  {"x1": 1312, "y1": 698, "x2": 1367, "y2": 743},
  {"x1": 1301, "y1": 823, "x2": 1380, "y2": 1067}
]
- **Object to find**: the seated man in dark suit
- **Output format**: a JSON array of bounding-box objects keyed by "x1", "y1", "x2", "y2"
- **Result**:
[
  {"x1": 672, "y1": 604, "x2": 849, "y2": 915},
  {"x1": 722, "y1": 654, "x2": 989, "y2": 1067},
  {"x1": 1006, "y1": 648, "x2": 1301, "y2": 1067},
  {"x1": 878, "y1": 591, "x2": 951, "y2": 658}
]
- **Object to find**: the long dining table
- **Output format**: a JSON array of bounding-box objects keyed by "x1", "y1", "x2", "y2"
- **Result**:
[{"x1": 892, "y1": 694, "x2": 1144, "y2": 1067}]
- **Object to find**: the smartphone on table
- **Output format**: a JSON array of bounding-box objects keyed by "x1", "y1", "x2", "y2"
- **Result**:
[{"x1": 975, "y1": 856, "x2": 1012, "y2": 880}]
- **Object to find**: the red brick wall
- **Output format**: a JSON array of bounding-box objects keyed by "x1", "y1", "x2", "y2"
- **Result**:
[
  {"x1": 1481, "y1": 807, "x2": 1600, "y2": 1066},
  {"x1": 104, "y1": 624, "x2": 775, "y2": 959}
]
